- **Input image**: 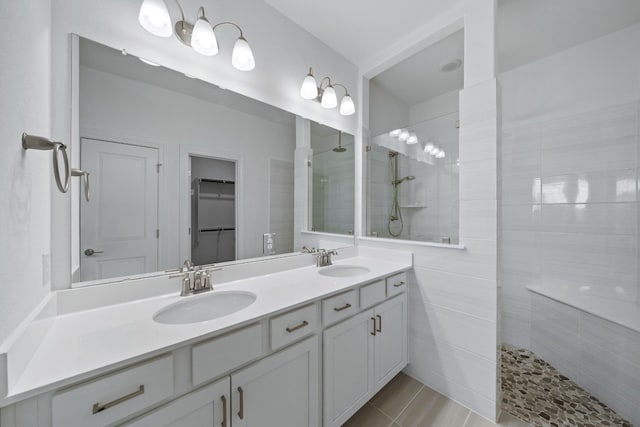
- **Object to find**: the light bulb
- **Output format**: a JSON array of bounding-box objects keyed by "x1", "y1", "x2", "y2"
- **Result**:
[
  {"x1": 300, "y1": 72, "x2": 318, "y2": 100},
  {"x1": 138, "y1": 0, "x2": 172, "y2": 37},
  {"x1": 232, "y1": 37, "x2": 255, "y2": 71},
  {"x1": 340, "y1": 94, "x2": 355, "y2": 116},
  {"x1": 433, "y1": 147, "x2": 442, "y2": 156},
  {"x1": 191, "y1": 16, "x2": 218, "y2": 56},
  {"x1": 321, "y1": 86, "x2": 338, "y2": 109},
  {"x1": 398, "y1": 129, "x2": 410, "y2": 141},
  {"x1": 424, "y1": 142, "x2": 435, "y2": 153},
  {"x1": 406, "y1": 132, "x2": 418, "y2": 144},
  {"x1": 389, "y1": 129, "x2": 402, "y2": 137},
  {"x1": 436, "y1": 151, "x2": 446, "y2": 159}
]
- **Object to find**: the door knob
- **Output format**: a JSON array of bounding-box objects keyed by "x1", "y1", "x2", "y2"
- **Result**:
[{"x1": 84, "y1": 248, "x2": 104, "y2": 256}]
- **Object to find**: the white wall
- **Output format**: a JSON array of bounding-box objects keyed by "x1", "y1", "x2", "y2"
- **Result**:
[
  {"x1": 369, "y1": 80, "x2": 410, "y2": 137},
  {"x1": 0, "y1": 0, "x2": 52, "y2": 345},
  {"x1": 409, "y1": 90, "x2": 459, "y2": 125},
  {"x1": 499, "y1": 23, "x2": 640, "y2": 426},
  {"x1": 50, "y1": 0, "x2": 359, "y2": 289},
  {"x1": 79, "y1": 66, "x2": 295, "y2": 268},
  {"x1": 359, "y1": 0, "x2": 500, "y2": 420}
]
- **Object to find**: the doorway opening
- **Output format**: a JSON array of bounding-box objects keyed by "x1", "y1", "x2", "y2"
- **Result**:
[{"x1": 190, "y1": 156, "x2": 237, "y2": 265}]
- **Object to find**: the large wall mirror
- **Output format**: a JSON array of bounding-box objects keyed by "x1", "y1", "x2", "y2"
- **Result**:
[
  {"x1": 71, "y1": 37, "x2": 355, "y2": 285},
  {"x1": 366, "y1": 29, "x2": 462, "y2": 244}
]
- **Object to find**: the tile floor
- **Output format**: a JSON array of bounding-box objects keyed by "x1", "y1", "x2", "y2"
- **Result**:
[{"x1": 343, "y1": 373, "x2": 531, "y2": 427}]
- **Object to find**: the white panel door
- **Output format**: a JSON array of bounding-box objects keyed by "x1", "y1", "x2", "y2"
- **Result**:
[
  {"x1": 231, "y1": 336, "x2": 319, "y2": 427},
  {"x1": 124, "y1": 377, "x2": 230, "y2": 427},
  {"x1": 80, "y1": 138, "x2": 159, "y2": 281},
  {"x1": 374, "y1": 294, "x2": 408, "y2": 392},
  {"x1": 323, "y1": 309, "x2": 375, "y2": 427}
]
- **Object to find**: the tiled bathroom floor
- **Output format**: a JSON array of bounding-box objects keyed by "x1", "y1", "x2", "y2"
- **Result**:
[{"x1": 343, "y1": 373, "x2": 530, "y2": 427}]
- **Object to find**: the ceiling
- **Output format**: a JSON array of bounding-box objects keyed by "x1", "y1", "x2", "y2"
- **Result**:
[
  {"x1": 265, "y1": 0, "x2": 640, "y2": 106},
  {"x1": 263, "y1": 0, "x2": 461, "y2": 65},
  {"x1": 371, "y1": 30, "x2": 463, "y2": 107}
]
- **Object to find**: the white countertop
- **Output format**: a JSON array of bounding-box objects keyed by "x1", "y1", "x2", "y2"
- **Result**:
[{"x1": 0, "y1": 252, "x2": 411, "y2": 406}]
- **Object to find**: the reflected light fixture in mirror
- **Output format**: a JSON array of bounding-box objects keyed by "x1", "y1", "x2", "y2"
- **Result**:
[
  {"x1": 300, "y1": 67, "x2": 355, "y2": 116},
  {"x1": 137, "y1": 0, "x2": 255, "y2": 71}
]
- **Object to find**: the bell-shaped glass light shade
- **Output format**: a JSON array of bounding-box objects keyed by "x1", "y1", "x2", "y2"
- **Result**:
[
  {"x1": 191, "y1": 17, "x2": 218, "y2": 56},
  {"x1": 321, "y1": 86, "x2": 338, "y2": 109},
  {"x1": 300, "y1": 74, "x2": 318, "y2": 99},
  {"x1": 407, "y1": 132, "x2": 418, "y2": 144},
  {"x1": 389, "y1": 129, "x2": 402, "y2": 137},
  {"x1": 436, "y1": 150, "x2": 446, "y2": 159},
  {"x1": 398, "y1": 129, "x2": 410, "y2": 141},
  {"x1": 340, "y1": 94, "x2": 356, "y2": 116},
  {"x1": 424, "y1": 142, "x2": 435, "y2": 153},
  {"x1": 138, "y1": 0, "x2": 172, "y2": 37},
  {"x1": 232, "y1": 37, "x2": 255, "y2": 71}
]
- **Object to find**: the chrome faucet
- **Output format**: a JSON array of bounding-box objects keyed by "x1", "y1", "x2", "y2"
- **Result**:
[
  {"x1": 316, "y1": 249, "x2": 338, "y2": 267},
  {"x1": 176, "y1": 260, "x2": 215, "y2": 296}
]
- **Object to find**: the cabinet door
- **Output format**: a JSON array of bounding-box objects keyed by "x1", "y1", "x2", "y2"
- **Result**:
[
  {"x1": 231, "y1": 336, "x2": 319, "y2": 427},
  {"x1": 373, "y1": 294, "x2": 408, "y2": 393},
  {"x1": 124, "y1": 377, "x2": 230, "y2": 427},
  {"x1": 323, "y1": 309, "x2": 375, "y2": 427}
]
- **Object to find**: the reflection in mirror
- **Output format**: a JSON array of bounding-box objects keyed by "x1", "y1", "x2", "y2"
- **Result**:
[
  {"x1": 72, "y1": 37, "x2": 310, "y2": 284},
  {"x1": 309, "y1": 122, "x2": 355, "y2": 235},
  {"x1": 366, "y1": 29, "x2": 462, "y2": 244}
]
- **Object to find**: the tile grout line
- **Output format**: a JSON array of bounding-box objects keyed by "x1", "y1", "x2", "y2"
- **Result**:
[
  {"x1": 461, "y1": 409, "x2": 473, "y2": 427},
  {"x1": 390, "y1": 384, "x2": 425, "y2": 425}
]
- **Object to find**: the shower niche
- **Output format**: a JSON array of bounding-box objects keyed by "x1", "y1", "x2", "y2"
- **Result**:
[{"x1": 365, "y1": 29, "x2": 462, "y2": 244}]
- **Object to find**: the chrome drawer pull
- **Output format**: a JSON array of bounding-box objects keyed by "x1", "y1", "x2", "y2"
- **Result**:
[
  {"x1": 376, "y1": 314, "x2": 382, "y2": 333},
  {"x1": 371, "y1": 317, "x2": 377, "y2": 336},
  {"x1": 393, "y1": 281, "x2": 405, "y2": 288},
  {"x1": 221, "y1": 395, "x2": 228, "y2": 427},
  {"x1": 92, "y1": 385, "x2": 145, "y2": 414},
  {"x1": 286, "y1": 320, "x2": 309, "y2": 333},
  {"x1": 333, "y1": 303, "x2": 352, "y2": 312}
]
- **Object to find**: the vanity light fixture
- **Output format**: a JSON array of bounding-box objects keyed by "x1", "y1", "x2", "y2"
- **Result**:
[
  {"x1": 300, "y1": 68, "x2": 355, "y2": 116},
  {"x1": 398, "y1": 129, "x2": 410, "y2": 142},
  {"x1": 406, "y1": 132, "x2": 418, "y2": 144},
  {"x1": 424, "y1": 142, "x2": 435, "y2": 153},
  {"x1": 138, "y1": 0, "x2": 255, "y2": 71}
]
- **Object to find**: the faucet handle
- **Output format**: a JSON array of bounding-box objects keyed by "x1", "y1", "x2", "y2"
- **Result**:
[{"x1": 328, "y1": 249, "x2": 338, "y2": 256}]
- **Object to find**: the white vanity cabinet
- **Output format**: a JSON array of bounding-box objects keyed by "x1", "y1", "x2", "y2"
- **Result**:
[
  {"x1": 323, "y1": 293, "x2": 408, "y2": 427},
  {"x1": 126, "y1": 336, "x2": 319, "y2": 427}
]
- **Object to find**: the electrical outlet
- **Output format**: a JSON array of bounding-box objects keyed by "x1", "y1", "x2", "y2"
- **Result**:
[
  {"x1": 263, "y1": 233, "x2": 276, "y2": 255},
  {"x1": 42, "y1": 253, "x2": 51, "y2": 287}
]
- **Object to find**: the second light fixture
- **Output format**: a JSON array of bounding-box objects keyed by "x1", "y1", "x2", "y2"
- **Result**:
[
  {"x1": 300, "y1": 68, "x2": 355, "y2": 116},
  {"x1": 138, "y1": 0, "x2": 255, "y2": 71}
]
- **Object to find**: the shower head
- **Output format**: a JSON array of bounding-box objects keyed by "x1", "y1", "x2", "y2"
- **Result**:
[
  {"x1": 332, "y1": 131, "x2": 347, "y2": 153},
  {"x1": 393, "y1": 175, "x2": 415, "y2": 185}
]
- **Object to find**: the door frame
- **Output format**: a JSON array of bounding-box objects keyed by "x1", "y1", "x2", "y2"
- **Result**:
[{"x1": 179, "y1": 147, "x2": 244, "y2": 264}]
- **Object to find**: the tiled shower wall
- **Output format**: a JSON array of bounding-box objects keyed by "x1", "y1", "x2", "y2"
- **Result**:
[{"x1": 499, "y1": 23, "x2": 640, "y2": 426}]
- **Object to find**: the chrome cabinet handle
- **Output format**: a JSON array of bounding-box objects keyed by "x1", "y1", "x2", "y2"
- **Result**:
[
  {"x1": 92, "y1": 385, "x2": 144, "y2": 414},
  {"x1": 393, "y1": 281, "x2": 405, "y2": 288},
  {"x1": 237, "y1": 386, "x2": 244, "y2": 420},
  {"x1": 286, "y1": 320, "x2": 309, "y2": 333},
  {"x1": 371, "y1": 317, "x2": 376, "y2": 336},
  {"x1": 333, "y1": 303, "x2": 352, "y2": 312},
  {"x1": 376, "y1": 314, "x2": 382, "y2": 333},
  {"x1": 84, "y1": 248, "x2": 104, "y2": 256},
  {"x1": 221, "y1": 395, "x2": 228, "y2": 427}
]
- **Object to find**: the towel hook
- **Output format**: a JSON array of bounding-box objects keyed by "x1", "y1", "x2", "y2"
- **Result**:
[
  {"x1": 71, "y1": 168, "x2": 90, "y2": 202},
  {"x1": 22, "y1": 133, "x2": 70, "y2": 193}
]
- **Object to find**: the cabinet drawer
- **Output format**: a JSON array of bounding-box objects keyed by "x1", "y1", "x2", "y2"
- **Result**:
[
  {"x1": 270, "y1": 303, "x2": 317, "y2": 351},
  {"x1": 359, "y1": 280, "x2": 386, "y2": 309},
  {"x1": 52, "y1": 354, "x2": 174, "y2": 427},
  {"x1": 192, "y1": 323, "x2": 263, "y2": 386},
  {"x1": 386, "y1": 272, "x2": 407, "y2": 297},
  {"x1": 322, "y1": 290, "x2": 358, "y2": 326}
]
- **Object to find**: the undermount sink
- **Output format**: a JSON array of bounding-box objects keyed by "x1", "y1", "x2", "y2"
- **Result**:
[
  {"x1": 318, "y1": 265, "x2": 371, "y2": 278},
  {"x1": 153, "y1": 291, "x2": 257, "y2": 324}
]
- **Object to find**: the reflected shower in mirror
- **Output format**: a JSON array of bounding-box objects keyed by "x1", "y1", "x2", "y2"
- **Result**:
[
  {"x1": 309, "y1": 122, "x2": 355, "y2": 235},
  {"x1": 72, "y1": 37, "x2": 320, "y2": 284},
  {"x1": 366, "y1": 29, "x2": 462, "y2": 244}
]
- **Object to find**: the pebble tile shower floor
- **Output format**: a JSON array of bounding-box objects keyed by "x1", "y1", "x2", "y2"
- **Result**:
[{"x1": 501, "y1": 344, "x2": 632, "y2": 427}]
